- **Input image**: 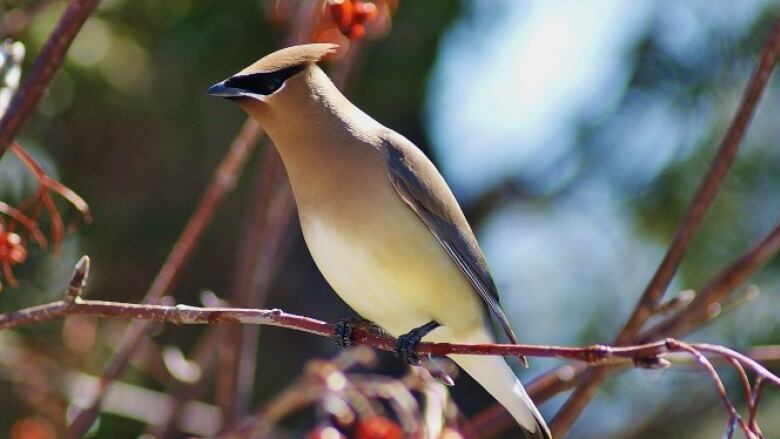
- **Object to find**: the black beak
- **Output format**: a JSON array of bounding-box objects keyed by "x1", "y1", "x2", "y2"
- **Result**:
[{"x1": 207, "y1": 80, "x2": 243, "y2": 98}]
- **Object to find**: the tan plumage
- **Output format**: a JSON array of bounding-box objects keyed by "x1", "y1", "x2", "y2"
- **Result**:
[{"x1": 209, "y1": 44, "x2": 551, "y2": 439}]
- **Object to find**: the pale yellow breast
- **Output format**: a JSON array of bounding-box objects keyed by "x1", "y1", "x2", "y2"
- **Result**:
[{"x1": 298, "y1": 169, "x2": 487, "y2": 339}]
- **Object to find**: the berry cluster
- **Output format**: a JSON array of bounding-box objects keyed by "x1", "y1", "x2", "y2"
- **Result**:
[
  {"x1": 0, "y1": 222, "x2": 26, "y2": 288},
  {"x1": 0, "y1": 143, "x2": 90, "y2": 290},
  {"x1": 325, "y1": 0, "x2": 379, "y2": 40},
  {"x1": 307, "y1": 416, "x2": 403, "y2": 439}
]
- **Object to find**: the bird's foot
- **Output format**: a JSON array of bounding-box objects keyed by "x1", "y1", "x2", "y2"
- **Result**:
[
  {"x1": 419, "y1": 357, "x2": 456, "y2": 386},
  {"x1": 333, "y1": 317, "x2": 385, "y2": 348},
  {"x1": 394, "y1": 321, "x2": 440, "y2": 366}
]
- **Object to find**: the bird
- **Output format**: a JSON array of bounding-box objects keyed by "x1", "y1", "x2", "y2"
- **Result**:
[{"x1": 208, "y1": 44, "x2": 551, "y2": 439}]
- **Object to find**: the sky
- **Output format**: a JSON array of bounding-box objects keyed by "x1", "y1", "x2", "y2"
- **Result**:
[
  {"x1": 426, "y1": 0, "x2": 777, "y2": 435},
  {"x1": 428, "y1": 0, "x2": 773, "y2": 197}
]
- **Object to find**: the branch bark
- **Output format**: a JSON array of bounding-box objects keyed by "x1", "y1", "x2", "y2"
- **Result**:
[
  {"x1": 2, "y1": 259, "x2": 779, "y2": 388},
  {"x1": 215, "y1": 0, "x2": 324, "y2": 427},
  {"x1": 65, "y1": 118, "x2": 262, "y2": 438},
  {"x1": 0, "y1": 0, "x2": 99, "y2": 159},
  {"x1": 616, "y1": 17, "x2": 780, "y2": 346},
  {"x1": 217, "y1": 146, "x2": 291, "y2": 426},
  {"x1": 4, "y1": 256, "x2": 780, "y2": 438},
  {"x1": 549, "y1": 18, "x2": 780, "y2": 437}
]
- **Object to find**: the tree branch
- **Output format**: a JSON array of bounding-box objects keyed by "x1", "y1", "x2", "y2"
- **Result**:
[
  {"x1": 2, "y1": 258, "x2": 779, "y2": 383},
  {"x1": 549, "y1": 18, "x2": 780, "y2": 437},
  {"x1": 0, "y1": 0, "x2": 100, "y2": 159},
  {"x1": 542, "y1": 214, "x2": 780, "y2": 437},
  {"x1": 216, "y1": 0, "x2": 324, "y2": 426},
  {"x1": 641, "y1": 220, "x2": 780, "y2": 341},
  {"x1": 616, "y1": 16, "x2": 780, "y2": 347},
  {"x1": 4, "y1": 256, "x2": 780, "y2": 437},
  {"x1": 65, "y1": 118, "x2": 263, "y2": 438},
  {"x1": 218, "y1": 147, "x2": 291, "y2": 425}
]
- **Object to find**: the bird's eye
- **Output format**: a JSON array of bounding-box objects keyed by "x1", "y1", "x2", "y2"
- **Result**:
[
  {"x1": 225, "y1": 64, "x2": 305, "y2": 97},
  {"x1": 263, "y1": 78, "x2": 283, "y2": 94}
]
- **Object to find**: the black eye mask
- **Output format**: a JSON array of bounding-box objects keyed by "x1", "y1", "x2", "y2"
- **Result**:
[{"x1": 225, "y1": 64, "x2": 306, "y2": 96}]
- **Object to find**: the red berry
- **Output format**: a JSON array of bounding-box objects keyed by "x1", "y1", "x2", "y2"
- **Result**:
[
  {"x1": 326, "y1": 0, "x2": 353, "y2": 28},
  {"x1": 440, "y1": 428, "x2": 465, "y2": 439},
  {"x1": 355, "y1": 416, "x2": 403, "y2": 439},
  {"x1": 345, "y1": 23, "x2": 365, "y2": 40},
  {"x1": 353, "y1": 2, "x2": 378, "y2": 23},
  {"x1": 307, "y1": 426, "x2": 346, "y2": 439}
]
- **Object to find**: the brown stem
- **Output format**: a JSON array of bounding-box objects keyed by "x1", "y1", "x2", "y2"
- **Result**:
[
  {"x1": 215, "y1": 0, "x2": 322, "y2": 427},
  {"x1": 217, "y1": 145, "x2": 289, "y2": 427},
  {"x1": 4, "y1": 280, "x2": 780, "y2": 386},
  {"x1": 5, "y1": 258, "x2": 780, "y2": 438},
  {"x1": 6, "y1": 298, "x2": 780, "y2": 436},
  {"x1": 0, "y1": 0, "x2": 100, "y2": 159},
  {"x1": 641, "y1": 221, "x2": 780, "y2": 341},
  {"x1": 748, "y1": 377, "x2": 765, "y2": 435},
  {"x1": 65, "y1": 119, "x2": 262, "y2": 438},
  {"x1": 550, "y1": 19, "x2": 780, "y2": 438},
  {"x1": 616, "y1": 18, "x2": 780, "y2": 347},
  {"x1": 668, "y1": 340, "x2": 753, "y2": 437}
]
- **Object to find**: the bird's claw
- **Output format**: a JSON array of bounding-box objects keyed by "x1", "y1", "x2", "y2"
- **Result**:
[
  {"x1": 395, "y1": 332, "x2": 424, "y2": 365},
  {"x1": 333, "y1": 317, "x2": 384, "y2": 348},
  {"x1": 334, "y1": 318, "x2": 354, "y2": 348},
  {"x1": 394, "y1": 320, "x2": 440, "y2": 366}
]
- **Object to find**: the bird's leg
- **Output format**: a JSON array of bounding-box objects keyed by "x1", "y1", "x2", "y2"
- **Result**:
[
  {"x1": 333, "y1": 317, "x2": 387, "y2": 348},
  {"x1": 395, "y1": 321, "x2": 440, "y2": 366}
]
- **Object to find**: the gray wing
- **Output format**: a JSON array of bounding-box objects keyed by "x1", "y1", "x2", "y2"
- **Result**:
[{"x1": 382, "y1": 135, "x2": 520, "y2": 346}]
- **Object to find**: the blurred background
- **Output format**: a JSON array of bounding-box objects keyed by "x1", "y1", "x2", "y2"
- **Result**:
[{"x1": 1, "y1": 0, "x2": 780, "y2": 437}]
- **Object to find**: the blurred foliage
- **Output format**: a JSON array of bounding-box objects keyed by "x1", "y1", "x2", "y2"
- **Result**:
[{"x1": 1, "y1": 0, "x2": 780, "y2": 438}]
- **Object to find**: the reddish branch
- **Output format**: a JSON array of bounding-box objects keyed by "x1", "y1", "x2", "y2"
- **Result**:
[
  {"x1": 511, "y1": 208, "x2": 780, "y2": 438},
  {"x1": 615, "y1": 18, "x2": 780, "y2": 346},
  {"x1": 65, "y1": 118, "x2": 263, "y2": 438},
  {"x1": 217, "y1": 146, "x2": 290, "y2": 425},
  {"x1": 0, "y1": 0, "x2": 100, "y2": 159},
  {"x1": 641, "y1": 221, "x2": 780, "y2": 341},
  {"x1": 2, "y1": 1, "x2": 777, "y2": 436},
  {"x1": 538, "y1": 215, "x2": 780, "y2": 437},
  {"x1": 2, "y1": 256, "x2": 779, "y2": 439},
  {"x1": 0, "y1": 258, "x2": 776, "y2": 377},
  {"x1": 549, "y1": 18, "x2": 780, "y2": 438},
  {"x1": 216, "y1": 0, "x2": 322, "y2": 426},
  {"x1": 9, "y1": 141, "x2": 91, "y2": 241}
]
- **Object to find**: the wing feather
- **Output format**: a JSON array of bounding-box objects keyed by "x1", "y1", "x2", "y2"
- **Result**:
[{"x1": 382, "y1": 135, "x2": 521, "y2": 347}]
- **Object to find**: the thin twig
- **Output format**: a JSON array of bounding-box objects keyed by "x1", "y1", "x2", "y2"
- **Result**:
[
  {"x1": 726, "y1": 357, "x2": 753, "y2": 419},
  {"x1": 217, "y1": 145, "x2": 288, "y2": 426},
  {"x1": 5, "y1": 258, "x2": 780, "y2": 437},
  {"x1": 748, "y1": 377, "x2": 765, "y2": 435},
  {"x1": 215, "y1": 0, "x2": 322, "y2": 427},
  {"x1": 65, "y1": 118, "x2": 262, "y2": 438},
  {"x1": 549, "y1": 19, "x2": 780, "y2": 437},
  {"x1": 668, "y1": 340, "x2": 753, "y2": 438},
  {"x1": 641, "y1": 221, "x2": 780, "y2": 341},
  {"x1": 64, "y1": 255, "x2": 89, "y2": 303},
  {"x1": 0, "y1": 0, "x2": 100, "y2": 159},
  {"x1": 478, "y1": 212, "x2": 780, "y2": 437},
  {"x1": 544, "y1": 214, "x2": 780, "y2": 437},
  {"x1": 4, "y1": 283, "x2": 780, "y2": 386},
  {"x1": 615, "y1": 18, "x2": 780, "y2": 345}
]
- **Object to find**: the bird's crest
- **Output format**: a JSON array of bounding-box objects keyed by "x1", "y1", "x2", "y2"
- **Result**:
[{"x1": 239, "y1": 44, "x2": 338, "y2": 75}]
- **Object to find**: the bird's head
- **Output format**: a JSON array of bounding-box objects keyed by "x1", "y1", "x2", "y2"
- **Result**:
[{"x1": 208, "y1": 44, "x2": 338, "y2": 122}]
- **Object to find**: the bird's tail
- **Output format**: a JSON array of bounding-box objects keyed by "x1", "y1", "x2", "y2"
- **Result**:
[{"x1": 452, "y1": 353, "x2": 551, "y2": 439}]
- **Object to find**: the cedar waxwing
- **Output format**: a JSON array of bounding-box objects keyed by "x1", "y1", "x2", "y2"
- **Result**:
[{"x1": 208, "y1": 44, "x2": 551, "y2": 439}]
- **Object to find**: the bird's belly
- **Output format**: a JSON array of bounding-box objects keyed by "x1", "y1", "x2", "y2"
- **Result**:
[{"x1": 301, "y1": 213, "x2": 484, "y2": 337}]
